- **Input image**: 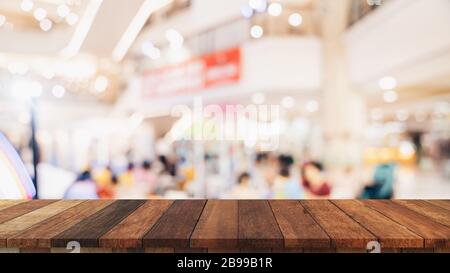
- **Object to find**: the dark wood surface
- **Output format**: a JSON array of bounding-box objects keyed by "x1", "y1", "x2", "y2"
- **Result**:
[
  {"x1": 0, "y1": 199, "x2": 449, "y2": 252},
  {"x1": 52, "y1": 200, "x2": 145, "y2": 247},
  {"x1": 143, "y1": 200, "x2": 206, "y2": 248},
  {"x1": 239, "y1": 200, "x2": 284, "y2": 249},
  {"x1": 191, "y1": 200, "x2": 238, "y2": 249}
]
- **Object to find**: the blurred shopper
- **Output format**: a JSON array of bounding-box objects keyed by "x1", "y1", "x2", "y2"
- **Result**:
[
  {"x1": 119, "y1": 162, "x2": 135, "y2": 188},
  {"x1": 94, "y1": 165, "x2": 113, "y2": 188},
  {"x1": 272, "y1": 155, "x2": 303, "y2": 199},
  {"x1": 134, "y1": 160, "x2": 158, "y2": 195},
  {"x1": 95, "y1": 165, "x2": 115, "y2": 198},
  {"x1": 360, "y1": 163, "x2": 395, "y2": 199},
  {"x1": 301, "y1": 162, "x2": 331, "y2": 199},
  {"x1": 251, "y1": 152, "x2": 272, "y2": 197},
  {"x1": 224, "y1": 172, "x2": 260, "y2": 199},
  {"x1": 64, "y1": 168, "x2": 99, "y2": 199}
]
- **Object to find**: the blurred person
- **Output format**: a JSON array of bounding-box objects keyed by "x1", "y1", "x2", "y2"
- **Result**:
[
  {"x1": 97, "y1": 174, "x2": 118, "y2": 199},
  {"x1": 64, "y1": 168, "x2": 99, "y2": 199},
  {"x1": 95, "y1": 165, "x2": 115, "y2": 198},
  {"x1": 119, "y1": 162, "x2": 135, "y2": 188},
  {"x1": 272, "y1": 155, "x2": 303, "y2": 199},
  {"x1": 359, "y1": 163, "x2": 395, "y2": 199},
  {"x1": 224, "y1": 172, "x2": 260, "y2": 199},
  {"x1": 251, "y1": 152, "x2": 271, "y2": 197},
  {"x1": 301, "y1": 162, "x2": 331, "y2": 199},
  {"x1": 134, "y1": 160, "x2": 158, "y2": 195}
]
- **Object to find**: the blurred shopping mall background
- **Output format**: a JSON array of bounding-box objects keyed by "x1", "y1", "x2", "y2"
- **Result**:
[{"x1": 0, "y1": 0, "x2": 449, "y2": 199}]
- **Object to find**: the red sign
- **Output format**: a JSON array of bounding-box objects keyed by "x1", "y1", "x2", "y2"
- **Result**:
[{"x1": 142, "y1": 47, "x2": 240, "y2": 98}]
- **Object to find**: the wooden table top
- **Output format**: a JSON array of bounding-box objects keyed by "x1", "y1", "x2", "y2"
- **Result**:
[{"x1": 0, "y1": 199, "x2": 449, "y2": 251}]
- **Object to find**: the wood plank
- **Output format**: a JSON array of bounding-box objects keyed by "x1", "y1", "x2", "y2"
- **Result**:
[
  {"x1": 238, "y1": 200, "x2": 284, "y2": 249},
  {"x1": 0, "y1": 200, "x2": 56, "y2": 225},
  {"x1": 8, "y1": 200, "x2": 113, "y2": 248},
  {"x1": 143, "y1": 200, "x2": 206, "y2": 248},
  {"x1": 52, "y1": 200, "x2": 145, "y2": 248},
  {"x1": 395, "y1": 200, "x2": 450, "y2": 227},
  {"x1": 99, "y1": 200, "x2": 173, "y2": 248},
  {"x1": 364, "y1": 200, "x2": 450, "y2": 248},
  {"x1": 332, "y1": 200, "x2": 423, "y2": 248},
  {"x1": 0, "y1": 200, "x2": 26, "y2": 212},
  {"x1": 0, "y1": 200, "x2": 83, "y2": 247},
  {"x1": 301, "y1": 200, "x2": 376, "y2": 249},
  {"x1": 269, "y1": 200, "x2": 330, "y2": 248},
  {"x1": 191, "y1": 200, "x2": 238, "y2": 248},
  {"x1": 425, "y1": 200, "x2": 450, "y2": 211}
]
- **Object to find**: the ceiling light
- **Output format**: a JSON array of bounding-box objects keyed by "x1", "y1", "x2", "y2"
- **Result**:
[
  {"x1": 250, "y1": 25, "x2": 263, "y2": 39},
  {"x1": 249, "y1": 0, "x2": 267, "y2": 13},
  {"x1": 61, "y1": 0, "x2": 103, "y2": 58},
  {"x1": 288, "y1": 13, "x2": 303, "y2": 27},
  {"x1": 21, "y1": 0, "x2": 34, "y2": 12},
  {"x1": 39, "y1": 18, "x2": 53, "y2": 31},
  {"x1": 241, "y1": 4, "x2": 253, "y2": 18},
  {"x1": 396, "y1": 110, "x2": 409, "y2": 122},
  {"x1": 378, "y1": 76, "x2": 397, "y2": 90},
  {"x1": 66, "y1": 12, "x2": 79, "y2": 25},
  {"x1": 165, "y1": 28, "x2": 184, "y2": 49},
  {"x1": 306, "y1": 100, "x2": 319, "y2": 113},
  {"x1": 52, "y1": 84, "x2": 66, "y2": 98},
  {"x1": 94, "y1": 75, "x2": 109, "y2": 93},
  {"x1": 281, "y1": 96, "x2": 295, "y2": 109},
  {"x1": 268, "y1": 2, "x2": 282, "y2": 17},
  {"x1": 383, "y1": 90, "x2": 398, "y2": 103},
  {"x1": 141, "y1": 41, "x2": 161, "y2": 60},
  {"x1": 57, "y1": 4, "x2": 70, "y2": 18},
  {"x1": 41, "y1": 68, "x2": 55, "y2": 79},
  {"x1": 33, "y1": 8, "x2": 47, "y2": 21},
  {"x1": 112, "y1": 0, "x2": 172, "y2": 62}
]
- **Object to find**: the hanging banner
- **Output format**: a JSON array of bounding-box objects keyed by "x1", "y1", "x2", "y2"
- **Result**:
[{"x1": 142, "y1": 47, "x2": 241, "y2": 98}]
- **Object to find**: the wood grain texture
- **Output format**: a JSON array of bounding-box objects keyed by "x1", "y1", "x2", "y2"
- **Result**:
[
  {"x1": 332, "y1": 200, "x2": 423, "y2": 248},
  {"x1": 364, "y1": 200, "x2": 450, "y2": 248},
  {"x1": 301, "y1": 200, "x2": 376, "y2": 248},
  {"x1": 238, "y1": 200, "x2": 284, "y2": 249},
  {"x1": 0, "y1": 200, "x2": 56, "y2": 225},
  {"x1": 143, "y1": 200, "x2": 206, "y2": 248},
  {"x1": 394, "y1": 200, "x2": 450, "y2": 227},
  {"x1": 0, "y1": 200, "x2": 83, "y2": 247},
  {"x1": 269, "y1": 200, "x2": 330, "y2": 248},
  {"x1": 0, "y1": 200, "x2": 449, "y2": 252},
  {"x1": 52, "y1": 200, "x2": 145, "y2": 248},
  {"x1": 425, "y1": 200, "x2": 450, "y2": 211},
  {"x1": 8, "y1": 200, "x2": 113, "y2": 248},
  {"x1": 0, "y1": 200, "x2": 26, "y2": 212},
  {"x1": 99, "y1": 200, "x2": 173, "y2": 248},
  {"x1": 191, "y1": 200, "x2": 238, "y2": 248}
]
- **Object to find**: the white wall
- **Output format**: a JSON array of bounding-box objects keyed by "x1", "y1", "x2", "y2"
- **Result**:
[
  {"x1": 345, "y1": 0, "x2": 450, "y2": 85},
  {"x1": 241, "y1": 37, "x2": 321, "y2": 93}
]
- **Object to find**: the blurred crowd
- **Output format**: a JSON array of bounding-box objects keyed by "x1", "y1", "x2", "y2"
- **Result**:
[{"x1": 64, "y1": 152, "x2": 394, "y2": 200}]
